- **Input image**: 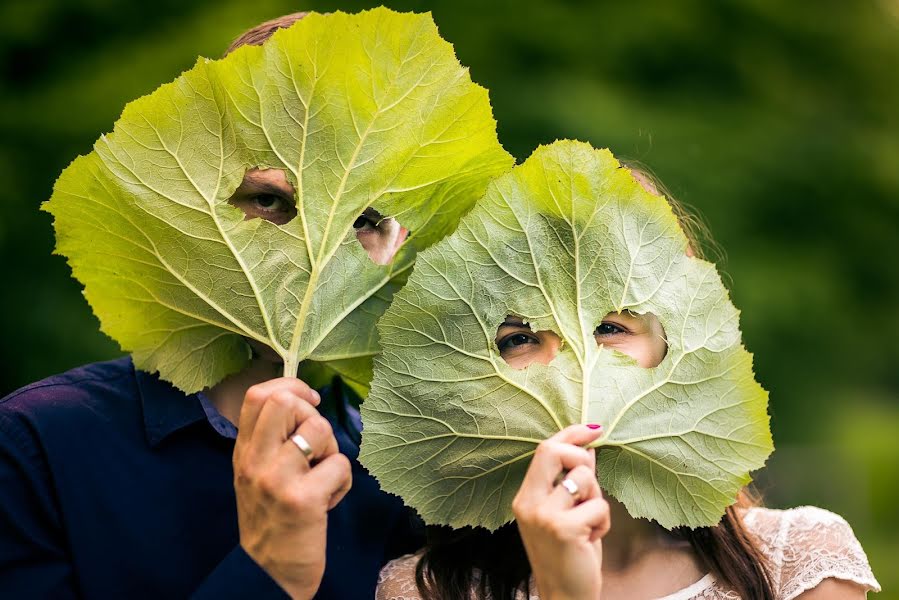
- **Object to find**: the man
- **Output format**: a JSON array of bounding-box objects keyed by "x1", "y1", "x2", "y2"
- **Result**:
[{"x1": 0, "y1": 13, "x2": 421, "y2": 599}]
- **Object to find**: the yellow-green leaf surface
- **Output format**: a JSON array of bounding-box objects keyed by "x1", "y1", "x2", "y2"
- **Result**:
[
  {"x1": 360, "y1": 141, "x2": 772, "y2": 530},
  {"x1": 43, "y1": 8, "x2": 513, "y2": 393}
]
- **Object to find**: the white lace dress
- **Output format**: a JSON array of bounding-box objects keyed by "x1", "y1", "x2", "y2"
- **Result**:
[{"x1": 376, "y1": 506, "x2": 881, "y2": 600}]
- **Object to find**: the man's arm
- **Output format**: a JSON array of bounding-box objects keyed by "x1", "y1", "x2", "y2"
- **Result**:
[
  {"x1": 0, "y1": 416, "x2": 78, "y2": 598},
  {"x1": 0, "y1": 376, "x2": 349, "y2": 600},
  {"x1": 230, "y1": 377, "x2": 352, "y2": 600}
]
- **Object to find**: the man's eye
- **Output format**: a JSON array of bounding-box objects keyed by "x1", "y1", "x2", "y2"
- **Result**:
[
  {"x1": 497, "y1": 333, "x2": 538, "y2": 352},
  {"x1": 252, "y1": 194, "x2": 287, "y2": 211},
  {"x1": 353, "y1": 215, "x2": 378, "y2": 230},
  {"x1": 595, "y1": 322, "x2": 626, "y2": 337}
]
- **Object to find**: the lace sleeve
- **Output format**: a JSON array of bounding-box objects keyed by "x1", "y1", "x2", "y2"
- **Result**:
[
  {"x1": 776, "y1": 506, "x2": 881, "y2": 599},
  {"x1": 376, "y1": 553, "x2": 424, "y2": 600}
]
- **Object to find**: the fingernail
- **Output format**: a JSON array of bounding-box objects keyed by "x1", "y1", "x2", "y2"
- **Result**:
[
  {"x1": 312, "y1": 390, "x2": 321, "y2": 403},
  {"x1": 586, "y1": 423, "x2": 602, "y2": 430}
]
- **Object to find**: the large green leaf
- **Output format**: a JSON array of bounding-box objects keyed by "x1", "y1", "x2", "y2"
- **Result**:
[
  {"x1": 360, "y1": 140, "x2": 772, "y2": 530},
  {"x1": 43, "y1": 8, "x2": 512, "y2": 393}
]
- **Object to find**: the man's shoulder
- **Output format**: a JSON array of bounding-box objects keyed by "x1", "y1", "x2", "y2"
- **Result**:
[{"x1": 0, "y1": 356, "x2": 139, "y2": 431}]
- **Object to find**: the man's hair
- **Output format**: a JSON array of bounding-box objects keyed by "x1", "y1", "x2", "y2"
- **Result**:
[{"x1": 224, "y1": 12, "x2": 308, "y2": 57}]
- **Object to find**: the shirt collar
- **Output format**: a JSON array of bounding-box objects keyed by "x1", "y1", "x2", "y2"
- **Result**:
[
  {"x1": 134, "y1": 359, "x2": 359, "y2": 448},
  {"x1": 134, "y1": 363, "x2": 208, "y2": 447}
]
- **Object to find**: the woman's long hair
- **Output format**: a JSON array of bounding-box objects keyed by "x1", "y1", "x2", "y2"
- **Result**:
[
  {"x1": 415, "y1": 165, "x2": 774, "y2": 599},
  {"x1": 415, "y1": 490, "x2": 774, "y2": 600}
]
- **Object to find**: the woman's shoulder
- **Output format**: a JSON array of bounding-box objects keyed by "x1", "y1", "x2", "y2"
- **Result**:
[
  {"x1": 740, "y1": 505, "x2": 881, "y2": 599},
  {"x1": 741, "y1": 505, "x2": 852, "y2": 542},
  {"x1": 377, "y1": 552, "x2": 425, "y2": 600}
]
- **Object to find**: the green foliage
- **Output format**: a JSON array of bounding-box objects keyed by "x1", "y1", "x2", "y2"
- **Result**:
[
  {"x1": 41, "y1": 8, "x2": 512, "y2": 393},
  {"x1": 361, "y1": 141, "x2": 772, "y2": 530}
]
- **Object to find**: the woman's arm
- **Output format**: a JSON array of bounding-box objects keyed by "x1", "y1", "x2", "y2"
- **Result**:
[
  {"x1": 794, "y1": 578, "x2": 869, "y2": 599},
  {"x1": 512, "y1": 424, "x2": 607, "y2": 600}
]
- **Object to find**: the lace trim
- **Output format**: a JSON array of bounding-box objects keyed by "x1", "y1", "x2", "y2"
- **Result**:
[
  {"x1": 773, "y1": 506, "x2": 881, "y2": 599},
  {"x1": 658, "y1": 573, "x2": 716, "y2": 600},
  {"x1": 782, "y1": 570, "x2": 882, "y2": 600}
]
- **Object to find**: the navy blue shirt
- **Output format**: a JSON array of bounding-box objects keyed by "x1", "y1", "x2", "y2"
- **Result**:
[{"x1": 0, "y1": 357, "x2": 421, "y2": 599}]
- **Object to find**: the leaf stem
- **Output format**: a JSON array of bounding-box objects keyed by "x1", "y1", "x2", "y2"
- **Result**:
[{"x1": 283, "y1": 356, "x2": 300, "y2": 379}]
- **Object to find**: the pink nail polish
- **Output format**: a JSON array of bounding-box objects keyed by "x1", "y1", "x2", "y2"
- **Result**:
[{"x1": 586, "y1": 423, "x2": 602, "y2": 430}]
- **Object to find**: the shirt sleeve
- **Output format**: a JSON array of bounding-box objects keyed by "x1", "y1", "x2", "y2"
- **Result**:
[
  {"x1": 777, "y1": 506, "x2": 881, "y2": 599},
  {"x1": 0, "y1": 410, "x2": 287, "y2": 600},
  {"x1": 0, "y1": 414, "x2": 78, "y2": 599},
  {"x1": 189, "y1": 545, "x2": 289, "y2": 600}
]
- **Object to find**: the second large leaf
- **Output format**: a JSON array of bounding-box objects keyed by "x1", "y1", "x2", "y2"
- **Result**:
[
  {"x1": 360, "y1": 141, "x2": 772, "y2": 530},
  {"x1": 42, "y1": 8, "x2": 512, "y2": 393}
]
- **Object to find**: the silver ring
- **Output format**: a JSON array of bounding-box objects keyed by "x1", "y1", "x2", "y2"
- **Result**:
[
  {"x1": 290, "y1": 433, "x2": 315, "y2": 461},
  {"x1": 560, "y1": 477, "x2": 579, "y2": 499}
]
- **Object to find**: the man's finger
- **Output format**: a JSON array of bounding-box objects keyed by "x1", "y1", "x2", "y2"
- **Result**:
[
  {"x1": 264, "y1": 416, "x2": 337, "y2": 483},
  {"x1": 303, "y1": 453, "x2": 353, "y2": 509},
  {"x1": 238, "y1": 377, "x2": 321, "y2": 435},
  {"x1": 327, "y1": 468, "x2": 353, "y2": 511},
  {"x1": 247, "y1": 390, "x2": 320, "y2": 463},
  {"x1": 292, "y1": 415, "x2": 339, "y2": 461}
]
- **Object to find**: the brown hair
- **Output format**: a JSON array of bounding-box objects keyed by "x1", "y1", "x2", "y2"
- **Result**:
[
  {"x1": 223, "y1": 12, "x2": 308, "y2": 57},
  {"x1": 416, "y1": 490, "x2": 774, "y2": 600},
  {"x1": 624, "y1": 159, "x2": 726, "y2": 266}
]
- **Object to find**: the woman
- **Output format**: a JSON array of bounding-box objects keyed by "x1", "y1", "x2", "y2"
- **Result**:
[{"x1": 374, "y1": 168, "x2": 881, "y2": 600}]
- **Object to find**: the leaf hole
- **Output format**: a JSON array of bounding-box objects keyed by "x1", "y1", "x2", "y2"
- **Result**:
[
  {"x1": 354, "y1": 207, "x2": 409, "y2": 265},
  {"x1": 594, "y1": 310, "x2": 668, "y2": 368},
  {"x1": 496, "y1": 316, "x2": 561, "y2": 369},
  {"x1": 228, "y1": 168, "x2": 297, "y2": 226}
]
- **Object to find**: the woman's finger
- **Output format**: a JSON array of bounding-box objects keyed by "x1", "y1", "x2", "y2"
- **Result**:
[
  {"x1": 522, "y1": 425, "x2": 604, "y2": 494},
  {"x1": 565, "y1": 496, "x2": 612, "y2": 541},
  {"x1": 546, "y1": 464, "x2": 600, "y2": 510},
  {"x1": 521, "y1": 441, "x2": 591, "y2": 496},
  {"x1": 546, "y1": 423, "x2": 604, "y2": 447}
]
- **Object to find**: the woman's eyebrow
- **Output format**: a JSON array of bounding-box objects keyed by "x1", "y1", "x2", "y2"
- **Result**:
[{"x1": 606, "y1": 309, "x2": 641, "y2": 320}]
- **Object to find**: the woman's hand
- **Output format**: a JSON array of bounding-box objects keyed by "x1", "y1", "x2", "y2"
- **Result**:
[{"x1": 513, "y1": 424, "x2": 610, "y2": 600}]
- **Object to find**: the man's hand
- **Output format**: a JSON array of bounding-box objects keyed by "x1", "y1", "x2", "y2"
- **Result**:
[{"x1": 232, "y1": 378, "x2": 352, "y2": 600}]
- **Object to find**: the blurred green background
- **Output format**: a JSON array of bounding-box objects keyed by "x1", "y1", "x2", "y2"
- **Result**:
[{"x1": 1, "y1": 0, "x2": 896, "y2": 594}]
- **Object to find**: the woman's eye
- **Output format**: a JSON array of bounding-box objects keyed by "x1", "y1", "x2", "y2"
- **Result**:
[
  {"x1": 353, "y1": 215, "x2": 377, "y2": 230},
  {"x1": 595, "y1": 322, "x2": 626, "y2": 337},
  {"x1": 497, "y1": 333, "x2": 538, "y2": 352}
]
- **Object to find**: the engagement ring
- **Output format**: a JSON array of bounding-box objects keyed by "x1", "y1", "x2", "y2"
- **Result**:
[{"x1": 560, "y1": 477, "x2": 579, "y2": 500}]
